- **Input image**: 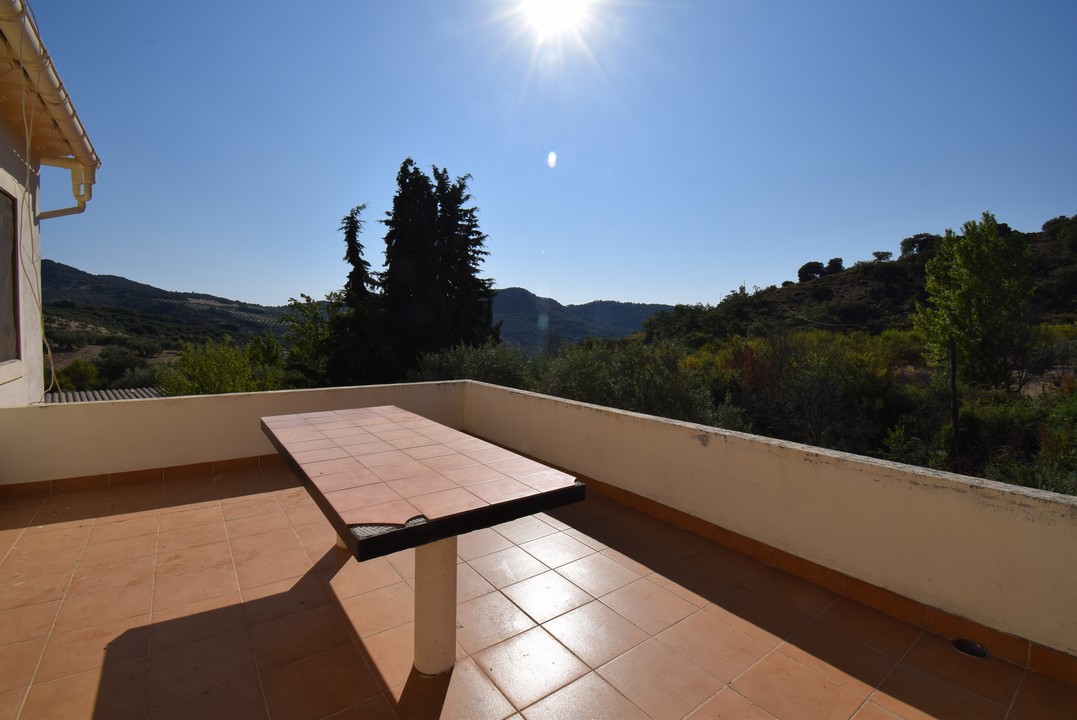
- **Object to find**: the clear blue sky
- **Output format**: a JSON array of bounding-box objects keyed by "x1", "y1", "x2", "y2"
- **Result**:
[{"x1": 33, "y1": 0, "x2": 1077, "y2": 307}]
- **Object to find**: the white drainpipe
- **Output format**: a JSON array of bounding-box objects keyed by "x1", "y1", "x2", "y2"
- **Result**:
[{"x1": 0, "y1": 0, "x2": 100, "y2": 219}]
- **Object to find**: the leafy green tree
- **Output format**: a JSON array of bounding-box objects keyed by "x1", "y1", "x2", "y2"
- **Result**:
[
  {"x1": 282, "y1": 293, "x2": 338, "y2": 386},
  {"x1": 157, "y1": 337, "x2": 284, "y2": 396},
  {"x1": 899, "y1": 232, "x2": 941, "y2": 260},
  {"x1": 798, "y1": 261, "x2": 825, "y2": 282},
  {"x1": 913, "y1": 212, "x2": 1034, "y2": 388},
  {"x1": 825, "y1": 257, "x2": 844, "y2": 275}
]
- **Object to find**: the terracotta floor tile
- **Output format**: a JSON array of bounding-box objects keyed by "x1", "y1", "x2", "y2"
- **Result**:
[
  {"x1": 35, "y1": 614, "x2": 149, "y2": 683},
  {"x1": 902, "y1": 631, "x2": 1023, "y2": 707},
  {"x1": 556, "y1": 552, "x2": 642, "y2": 598},
  {"x1": 155, "y1": 539, "x2": 233, "y2": 577},
  {"x1": 8, "y1": 524, "x2": 91, "y2": 553},
  {"x1": 148, "y1": 592, "x2": 246, "y2": 653},
  {"x1": 325, "y1": 556, "x2": 404, "y2": 600},
  {"x1": 1011, "y1": 670, "x2": 1077, "y2": 720},
  {"x1": 19, "y1": 657, "x2": 147, "y2": 720},
  {"x1": 387, "y1": 548, "x2": 417, "y2": 580},
  {"x1": 457, "y1": 527, "x2": 514, "y2": 561},
  {"x1": 520, "y1": 532, "x2": 595, "y2": 568},
  {"x1": 225, "y1": 507, "x2": 292, "y2": 539},
  {"x1": 339, "y1": 581, "x2": 414, "y2": 638},
  {"x1": 152, "y1": 564, "x2": 239, "y2": 611},
  {"x1": 0, "y1": 545, "x2": 82, "y2": 579},
  {"x1": 0, "y1": 569, "x2": 72, "y2": 613},
  {"x1": 0, "y1": 638, "x2": 46, "y2": 693},
  {"x1": 455, "y1": 561, "x2": 497, "y2": 604},
  {"x1": 261, "y1": 645, "x2": 384, "y2": 720},
  {"x1": 502, "y1": 570, "x2": 593, "y2": 624},
  {"x1": 0, "y1": 686, "x2": 27, "y2": 720},
  {"x1": 544, "y1": 600, "x2": 649, "y2": 669},
  {"x1": 240, "y1": 574, "x2": 335, "y2": 627},
  {"x1": 495, "y1": 515, "x2": 559, "y2": 544},
  {"x1": 713, "y1": 580, "x2": 828, "y2": 644},
  {"x1": 474, "y1": 627, "x2": 589, "y2": 709},
  {"x1": 521, "y1": 671, "x2": 649, "y2": 720},
  {"x1": 53, "y1": 577, "x2": 153, "y2": 632},
  {"x1": 732, "y1": 650, "x2": 866, "y2": 720},
  {"x1": 156, "y1": 520, "x2": 227, "y2": 553},
  {"x1": 80, "y1": 532, "x2": 158, "y2": 567},
  {"x1": 657, "y1": 609, "x2": 772, "y2": 683},
  {"x1": 599, "y1": 546, "x2": 657, "y2": 578},
  {"x1": 872, "y1": 662, "x2": 1008, "y2": 720},
  {"x1": 601, "y1": 577, "x2": 698, "y2": 635},
  {"x1": 779, "y1": 623, "x2": 899, "y2": 697},
  {"x1": 468, "y1": 546, "x2": 549, "y2": 589},
  {"x1": 228, "y1": 526, "x2": 303, "y2": 561},
  {"x1": 387, "y1": 658, "x2": 514, "y2": 720},
  {"x1": 69, "y1": 548, "x2": 150, "y2": 590},
  {"x1": 815, "y1": 599, "x2": 922, "y2": 658},
  {"x1": 332, "y1": 693, "x2": 398, "y2": 720},
  {"x1": 157, "y1": 504, "x2": 222, "y2": 532},
  {"x1": 687, "y1": 688, "x2": 779, "y2": 719},
  {"x1": 364, "y1": 621, "x2": 416, "y2": 690},
  {"x1": 146, "y1": 629, "x2": 257, "y2": 709},
  {"x1": 250, "y1": 603, "x2": 351, "y2": 670},
  {"x1": 598, "y1": 637, "x2": 724, "y2": 720},
  {"x1": 647, "y1": 556, "x2": 744, "y2": 608},
  {"x1": 456, "y1": 590, "x2": 536, "y2": 655},
  {"x1": 87, "y1": 513, "x2": 159, "y2": 544},
  {"x1": 143, "y1": 677, "x2": 267, "y2": 720},
  {"x1": 851, "y1": 702, "x2": 905, "y2": 720},
  {"x1": 282, "y1": 501, "x2": 329, "y2": 528},
  {"x1": 234, "y1": 546, "x2": 312, "y2": 590},
  {"x1": 0, "y1": 600, "x2": 61, "y2": 645}
]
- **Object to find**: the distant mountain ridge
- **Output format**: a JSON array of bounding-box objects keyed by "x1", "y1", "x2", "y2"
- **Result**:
[
  {"x1": 40, "y1": 260, "x2": 670, "y2": 347},
  {"x1": 493, "y1": 287, "x2": 672, "y2": 349}
]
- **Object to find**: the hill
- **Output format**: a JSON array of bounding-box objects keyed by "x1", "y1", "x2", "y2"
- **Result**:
[
  {"x1": 643, "y1": 215, "x2": 1077, "y2": 346},
  {"x1": 493, "y1": 288, "x2": 671, "y2": 349},
  {"x1": 40, "y1": 260, "x2": 670, "y2": 351},
  {"x1": 42, "y1": 260, "x2": 289, "y2": 348}
]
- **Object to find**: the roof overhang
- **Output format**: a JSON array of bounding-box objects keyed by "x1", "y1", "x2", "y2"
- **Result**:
[{"x1": 0, "y1": 0, "x2": 98, "y2": 216}]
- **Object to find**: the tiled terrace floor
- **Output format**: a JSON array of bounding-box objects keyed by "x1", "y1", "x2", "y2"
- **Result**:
[{"x1": 1, "y1": 464, "x2": 1074, "y2": 720}]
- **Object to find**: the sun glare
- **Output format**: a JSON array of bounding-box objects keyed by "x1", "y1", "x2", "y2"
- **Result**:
[{"x1": 521, "y1": 0, "x2": 591, "y2": 42}]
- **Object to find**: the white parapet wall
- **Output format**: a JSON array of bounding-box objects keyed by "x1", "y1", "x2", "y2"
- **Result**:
[
  {"x1": 2, "y1": 379, "x2": 1076, "y2": 659},
  {"x1": 0, "y1": 382, "x2": 463, "y2": 483},
  {"x1": 461, "y1": 382, "x2": 1077, "y2": 659}
]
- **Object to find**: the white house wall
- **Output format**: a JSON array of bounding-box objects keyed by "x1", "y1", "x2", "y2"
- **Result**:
[{"x1": 0, "y1": 119, "x2": 42, "y2": 407}]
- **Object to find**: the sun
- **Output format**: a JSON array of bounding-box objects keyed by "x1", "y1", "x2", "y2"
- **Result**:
[{"x1": 520, "y1": 0, "x2": 591, "y2": 42}]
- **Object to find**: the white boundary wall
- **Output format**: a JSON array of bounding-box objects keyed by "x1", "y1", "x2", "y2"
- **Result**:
[{"x1": 2, "y1": 380, "x2": 1075, "y2": 657}]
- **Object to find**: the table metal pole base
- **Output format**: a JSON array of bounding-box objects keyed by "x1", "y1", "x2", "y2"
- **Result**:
[{"x1": 413, "y1": 536, "x2": 458, "y2": 676}]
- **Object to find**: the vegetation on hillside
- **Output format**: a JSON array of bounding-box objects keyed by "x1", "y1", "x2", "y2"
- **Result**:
[
  {"x1": 416, "y1": 212, "x2": 1077, "y2": 495},
  {"x1": 46, "y1": 197, "x2": 1077, "y2": 496}
]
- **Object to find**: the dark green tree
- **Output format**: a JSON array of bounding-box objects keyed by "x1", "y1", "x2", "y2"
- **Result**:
[
  {"x1": 326, "y1": 205, "x2": 390, "y2": 385},
  {"x1": 380, "y1": 159, "x2": 496, "y2": 373},
  {"x1": 798, "y1": 261, "x2": 825, "y2": 282}
]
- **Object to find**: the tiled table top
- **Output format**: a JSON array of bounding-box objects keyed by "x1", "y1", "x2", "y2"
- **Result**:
[{"x1": 261, "y1": 406, "x2": 584, "y2": 558}]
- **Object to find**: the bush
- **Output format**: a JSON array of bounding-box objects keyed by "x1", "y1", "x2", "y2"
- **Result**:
[
  {"x1": 412, "y1": 342, "x2": 536, "y2": 390},
  {"x1": 54, "y1": 360, "x2": 100, "y2": 391}
]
